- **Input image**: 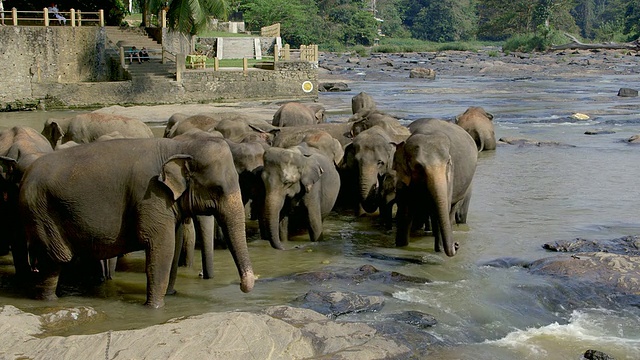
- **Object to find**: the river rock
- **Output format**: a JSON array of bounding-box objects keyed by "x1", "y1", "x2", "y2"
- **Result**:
[
  {"x1": 542, "y1": 235, "x2": 640, "y2": 255},
  {"x1": 584, "y1": 129, "x2": 616, "y2": 135},
  {"x1": 498, "y1": 137, "x2": 576, "y2": 147},
  {"x1": 319, "y1": 82, "x2": 351, "y2": 92},
  {"x1": 265, "y1": 264, "x2": 432, "y2": 285},
  {"x1": 584, "y1": 349, "x2": 616, "y2": 360},
  {"x1": 627, "y1": 134, "x2": 640, "y2": 143},
  {"x1": 294, "y1": 290, "x2": 385, "y2": 318},
  {"x1": 390, "y1": 310, "x2": 437, "y2": 328},
  {"x1": 528, "y1": 252, "x2": 640, "y2": 296},
  {"x1": 0, "y1": 304, "x2": 411, "y2": 359},
  {"x1": 617, "y1": 87, "x2": 638, "y2": 97},
  {"x1": 409, "y1": 67, "x2": 436, "y2": 79}
]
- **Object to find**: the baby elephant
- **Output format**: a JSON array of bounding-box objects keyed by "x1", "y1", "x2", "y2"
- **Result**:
[
  {"x1": 272, "y1": 102, "x2": 326, "y2": 127},
  {"x1": 455, "y1": 106, "x2": 496, "y2": 151}
]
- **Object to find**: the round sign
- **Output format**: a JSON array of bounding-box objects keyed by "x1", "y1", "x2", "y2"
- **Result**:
[{"x1": 302, "y1": 81, "x2": 313, "y2": 93}]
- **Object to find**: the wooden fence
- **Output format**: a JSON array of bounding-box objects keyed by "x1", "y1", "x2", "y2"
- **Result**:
[
  {"x1": 0, "y1": 8, "x2": 104, "y2": 27},
  {"x1": 275, "y1": 44, "x2": 319, "y2": 62}
]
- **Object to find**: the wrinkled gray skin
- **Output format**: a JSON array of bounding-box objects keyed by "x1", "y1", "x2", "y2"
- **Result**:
[
  {"x1": 269, "y1": 122, "x2": 353, "y2": 148},
  {"x1": 163, "y1": 113, "x2": 190, "y2": 137},
  {"x1": 394, "y1": 119, "x2": 477, "y2": 256},
  {"x1": 0, "y1": 126, "x2": 54, "y2": 276},
  {"x1": 351, "y1": 92, "x2": 377, "y2": 114},
  {"x1": 272, "y1": 102, "x2": 326, "y2": 127},
  {"x1": 167, "y1": 113, "x2": 275, "y2": 143},
  {"x1": 42, "y1": 112, "x2": 154, "y2": 148},
  {"x1": 340, "y1": 127, "x2": 399, "y2": 217},
  {"x1": 272, "y1": 128, "x2": 344, "y2": 165},
  {"x1": 349, "y1": 110, "x2": 411, "y2": 142},
  {"x1": 260, "y1": 144, "x2": 340, "y2": 250},
  {"x1": 18, "y1": 137, "x2": 254, "y2": 308},
  {"x1": 455, "y1": 106, "x2": 496, "y2": 151}
]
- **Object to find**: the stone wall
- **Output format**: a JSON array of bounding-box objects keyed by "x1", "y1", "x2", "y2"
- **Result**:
[
  {"x1": 0, "y1": 26, "x2": 109, "y2": 109},
  {"x1": 0, "y1": 27, "x2": 318, "y2": 110}
]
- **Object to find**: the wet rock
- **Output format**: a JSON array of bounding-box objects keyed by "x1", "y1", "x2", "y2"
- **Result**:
[
  {"x1": 627, "y1": 134, "x2": 640, "y2": 143},
  {"x1": 390, "y1": 310, "x2": 437, "y2": 328},
  {"x1": 617, "y1": 87, "x2": 638, "y2": 97},
  {"x1": 584, "y1": 129, "x2": 615, "y2": 135},
  {"x1": 294, "y1": 290, "x2": 385, "y2": 319},
  {"x1": 409, "y1": 67, "x2": 436, "y2": 79},
  {"x1": 480, "y1": 257, "x2": 531, "y2": 268},
  {"x1": 542, "y1": 235, "x2": 640, "y2": 255},
  {"x1": 361, "y1": 249, "x2": 444, "y2": 265},
  {"x1": 318, "y1": 82, "x2": 351, "y2": 92},
  {"x1": 498, "y1": 137, "x2": 576, "y2": 147},
  {"x1": 584, "y1": 349, "x2": 616, "y2": 360},
  {"x1": 266, "y1": 264, "x2": 431, "y2": 285},
  {"x1": 528, "y1": 252, "x2": 640, "y2": 296},
  {"x1": 40, "y1": 306, "x2": 102, "y2": 334},
  {"x1": 570, "y1": 112, "x2": 590, "y2": 120}
]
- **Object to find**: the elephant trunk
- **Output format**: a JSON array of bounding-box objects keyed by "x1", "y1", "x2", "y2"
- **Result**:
[
  {"x1": 217, "y1": 190, "x2": 254, "y2": 293},
  {"x1": 359, "y1": 164, "x2": 379, "y2": 214},
  {"x1": 263, "y1": 192, "x2": 286, "y2": 250},
  {"x1": 427, "y1": 166, "x2": 456, "y2": 257}
]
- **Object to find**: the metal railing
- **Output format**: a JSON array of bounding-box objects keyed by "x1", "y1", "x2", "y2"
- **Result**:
[{"x1": 1, "y1": 7, "x2": 104, "y2": 27}]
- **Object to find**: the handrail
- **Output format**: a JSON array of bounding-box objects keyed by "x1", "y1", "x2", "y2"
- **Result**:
[{"x1": 2, "y1": 7, "x2": 104, "y2": 27}]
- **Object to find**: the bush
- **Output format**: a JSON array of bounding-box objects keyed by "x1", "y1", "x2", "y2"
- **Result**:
[{"x1": 503, "y1": 28, "x2": 567, "y2": 52}]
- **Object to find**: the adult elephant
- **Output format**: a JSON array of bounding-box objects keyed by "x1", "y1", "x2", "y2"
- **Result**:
[
  {"x1": 272, "y1": 128, "x2": 344, "y2": 165},
  {"x1": 163, "y1": 113, "x2": 190, "y2": 138},
  {"x1": 394, "y1": 118, "x2": 477, "y2": 256},
  {"x1": 349, "y1": 110, "x2": 410, "y2": 141},
  {"x1": 455, "y1": 106, "x2": 496, "y2": 151},
  {"x1": 269, "y1": 122, "x2": 353, "y2": 148},
  {"x1": 260, "y1": 144, "x2": 340, "y2": 250},
  {"x1": 18, "y1": 137, "x2": 254, "y2": 308},
  {"x1": 352, "y1": 91, "x2": 377, "y2": 114},
  {"x1": 42, "y1": 112, "x2": 154, "y2": 148},
  {"x1": 0, "y1": 126, "x2": 53, "y2": 275},
  {"x1": 272, "y1": 102, "x2": 326, "y2": 127},
  {"x1": 340, "y1": 126, "x2": 399, "y2": 218}
]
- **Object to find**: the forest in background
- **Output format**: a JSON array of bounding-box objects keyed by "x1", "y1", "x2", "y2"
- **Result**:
[{"x1": 7, "y1": 0, "x2": 640, "y2": 52}]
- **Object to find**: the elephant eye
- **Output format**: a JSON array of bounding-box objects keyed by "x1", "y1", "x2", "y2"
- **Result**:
[{"x1": 377, "y1": 160, "x2": 385, "y2": 167}]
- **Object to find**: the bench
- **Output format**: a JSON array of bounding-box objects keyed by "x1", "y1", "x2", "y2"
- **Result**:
[{"x1": 186, "y1": 54, "x2": 207, "y2": 69}]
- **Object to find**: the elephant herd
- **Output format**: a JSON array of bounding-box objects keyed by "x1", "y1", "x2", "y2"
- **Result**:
[{"x1": 0, "y1": 93, "x2": 496, "y2": 308}]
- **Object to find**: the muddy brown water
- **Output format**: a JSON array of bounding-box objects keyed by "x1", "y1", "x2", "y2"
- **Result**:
[{"x1": 0, "y1": 73, "x2": 639, "y2": 359}]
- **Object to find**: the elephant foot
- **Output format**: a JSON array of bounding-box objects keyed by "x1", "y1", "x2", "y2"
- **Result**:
[
  {"x1": 165, "y1": 288, "x2": 177, "y2": 296},
  {"x1": 454, "y1": 242, "x2": 460, "y2": 251},
  {"x1": 144, "y1": 299, "x2": 165, "y2": 309}
]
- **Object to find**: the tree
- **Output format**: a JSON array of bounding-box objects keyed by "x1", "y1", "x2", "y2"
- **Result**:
[
  {"x1": 241, "y1": 0, "x2": 322, "y2": 47},
  {"x1": 145, "y1": 0, "x2": 229, "y2": 35},
  {"x1": 403, "y1": 0, "x2": 478, "y2": 42}
]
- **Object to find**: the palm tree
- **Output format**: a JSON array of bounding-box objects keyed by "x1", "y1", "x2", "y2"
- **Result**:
[{"x1": 144, "y1": 0, "x2": 229, "y2": 35}]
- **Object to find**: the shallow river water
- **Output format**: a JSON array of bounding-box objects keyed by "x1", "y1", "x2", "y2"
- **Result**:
[{"x1": 0, "y1": 73, "x2": 639, "y2": 359}]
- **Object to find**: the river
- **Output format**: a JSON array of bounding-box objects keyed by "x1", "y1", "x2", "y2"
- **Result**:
[{"x1": 0, "y1": 73, "x2": 639, "y2": 359}]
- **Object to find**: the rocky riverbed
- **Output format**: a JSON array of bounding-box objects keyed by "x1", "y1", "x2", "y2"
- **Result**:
[{"x1": 1, "y1": 49, "x2": 638, "y2": 359}]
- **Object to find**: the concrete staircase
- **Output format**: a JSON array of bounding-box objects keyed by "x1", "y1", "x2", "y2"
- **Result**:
[
  {"x1": 104, "y1": 26, "x2": 176, "y2": 82},
  {"x1": 216, "y1": 37, "x2": 260, "y2": 59}
]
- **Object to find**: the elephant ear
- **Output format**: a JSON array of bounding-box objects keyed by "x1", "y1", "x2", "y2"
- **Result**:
[
  {"x1": 159, "y1": 155, "x2": 193, "y2": 201},
  {"x1": 43, "y1": 120, "x2": 65, "y2": 147},
  {"x1": 301, "y1": 157, "x2": 323, "y2": 193},
  {"x1": 339, "y1": 142, "x2": 356, "y2": 170},
  {"x1": 0, "y1": 156, "x2": 17, "y2": 183},
  {"x1": 392, "y1": 142, "x2": 411, "y2": 186},
  {"x1": 486, "y1": 111, "x2": 494, "y2": 121}
]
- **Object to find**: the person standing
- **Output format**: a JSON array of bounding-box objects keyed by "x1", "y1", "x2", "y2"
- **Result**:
[{"x1": 1, "y1": 0, "x2": 5, "y2": 26}]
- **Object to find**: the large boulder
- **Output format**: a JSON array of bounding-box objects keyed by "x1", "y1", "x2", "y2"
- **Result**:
[{"x1": 409, "y1": 67, "x2": 436, "y2": 79}]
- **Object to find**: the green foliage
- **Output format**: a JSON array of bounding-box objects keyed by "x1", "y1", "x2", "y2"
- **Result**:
[
  {"x1": 240, "y1": 0, "x2": 322, "y2": 47},
  {"x1": 370, "y1": 37, "x2": 489, "y2": 53},
  {"x1": 401, "y1": 0, "x2": 478, "y2": 42},
  {"x1": 502, "y1": 26, "x2": 566, "y2": 52},
  {"x1": 487, "y1": 49, "x2": 499, "y2": 57},
  {"x1": 593, "y1": 20, "x2": 627, "y2": 42}
]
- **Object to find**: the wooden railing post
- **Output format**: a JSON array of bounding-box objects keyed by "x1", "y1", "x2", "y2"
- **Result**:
[
  {"x1": 99, "y1": 9, "x2": 104, "y2": 27},
  {"x1": 283, "y1": 44, "x2": 290, "y2": 60},
  {"x1": 70, "y1": 9, "x2": 75, "y2": 27},
  {"x1": 176, "y1": 53, "x2": 185, "y2": 82},
  {"x1": 214, "y1": 57, "x2": 219, "y2": 71},
  {"x1": 243, "y1": 58, "x2": 248, "y2": 74},
  {"x1": 11, "y1": 8, "x2": 17, "y2": 26},
  {"x1": 161, "y1": 9, "x2": 167, "y2": 28},
  {"x1": 119, "y1": 46, "x2": 125, "y2": 68},
  {"x1": 274, "y1": 44, "x2": 279, "y2": 63},
  {"x1": 43, "y1": 8, "x2": 49, "y2": 27}
]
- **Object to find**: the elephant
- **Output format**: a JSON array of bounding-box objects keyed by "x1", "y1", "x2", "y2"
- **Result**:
[
  {"x1": 455, "y1": 106, "x2": 496, "y2": 151},
  {"x1": 17, "y1": 137, "x2": 255, "y2": 308},
  {"x1": 340, "y1": 126, "x2": 399, "y2": 217},
  {"x1": 272, "y1": 128, "x2": 344, "y2": 165},
  {"x1": 349, "y1": 110, "x2": 411, "y2": 141},
  {"x1": 394, "y1": 118, "x2": 477, "y2": 256},
  {"x1": 163, "y1": 113, "x2": 190, "y2": 137},
  {"x1": 0, "y1": 126, "x2": 54, "y2": 275},
  {"x1": 272, "y1": 102, "x2": 326, "y2": 127},
  {"x1": 165, "y1": 114, "x2": 222, "y2": 138},
  {"x1": 352, "y1": 91, "x2": 377, "y2": 114},
  {"x1": 268, "y1": 122, "x2": 354, "y2": 148},
  {"x1": 260, "y1": 144, "x2": 341, "y2": 250},
  {"x1": 42, "y1": 112, "x2": 154, "y2": 148}
]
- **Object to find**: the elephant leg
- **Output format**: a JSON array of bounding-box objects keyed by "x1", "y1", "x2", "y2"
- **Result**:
[
  {"x1": 279, "y1": 216, "x2": 289, "y2": 244},
  {"x1": 33, "y1": 256, "x2": 61, "y2": 301},
  {"x1": 455, "y1": 188, "x2": 472, "y2": 224},
  {"x1": 167, "y1": 220, "x2": 186, "y2": 296},
  {"x1": 395, "y1": 189, "x2": 412, "y2": 247},
  {"x1": 195, "y1": 215, "x2": 215, "y2": 279},
  {"x1": 182, "y1": 219, "x2": 196, "y2": 267},
  {"x1": 306, "y1": 200, "x2": 324, "y2": 242},
  {"x1": 379, "y1": 201, "x2": 394, "y2": 230},
  {"x1": 100, "y1": 257, "x2": 118, "y2": 280}
]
